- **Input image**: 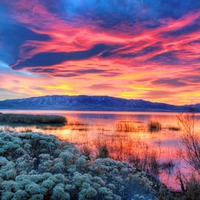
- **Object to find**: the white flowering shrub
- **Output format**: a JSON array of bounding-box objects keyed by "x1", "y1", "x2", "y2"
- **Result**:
[
  {"x1": 0, "y1": 132, "x2": 159, "y2": 200},
  {"x1": 59, "y1": 150, "x2": 74, "y2": 164},
  {"x1": 14, "y1": 190, "x2": 28, "y2": 200},
  {"x1": 78, "y1": 187, "x2": 97, "y2": 200},
  {"x1": 51, "y1": 185, "x2": 70, "y2": 200}
]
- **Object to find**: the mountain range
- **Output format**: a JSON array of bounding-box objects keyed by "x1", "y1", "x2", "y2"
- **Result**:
[{"x1": 0, "y1": 95, "x2": 199, "y2": 112}]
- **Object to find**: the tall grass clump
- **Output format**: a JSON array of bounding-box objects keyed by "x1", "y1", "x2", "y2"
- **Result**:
[
  {"x1": 128, "y1": 150, "x2": 160, "y2": 177},
  {"x1": 0, "y1": 113, "x2": 66, "y2": 124},
  {"x1": 97, "y1": 145, "x2": 109, "y2": 158},
  {"x1": 148, "y1": 121, "x2": 162, "y2": 132},
  {"x1": 116, "y1": 121, "x2": 136, "y2": 132}
]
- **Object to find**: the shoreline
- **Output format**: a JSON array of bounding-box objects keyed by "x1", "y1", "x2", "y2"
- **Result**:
[{"x1": 1, "y1": 109, "x2": 200, "y2": 113}]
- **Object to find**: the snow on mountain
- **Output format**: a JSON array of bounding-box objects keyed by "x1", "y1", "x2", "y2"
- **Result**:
[{"x1": 0, "y1": 95, "x2": 198, "y2": 112}]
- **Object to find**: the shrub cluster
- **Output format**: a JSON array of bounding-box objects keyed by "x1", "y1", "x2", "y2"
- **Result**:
[
  {"x1": 0, "y1": 131, "x2": 159, "y2": 200},
  {"x1": 0, "y1": 113, "x2": 66, "y2": 124},
  {"x1": 148, "y1": 121, "x2": 162, "y2": 133}
]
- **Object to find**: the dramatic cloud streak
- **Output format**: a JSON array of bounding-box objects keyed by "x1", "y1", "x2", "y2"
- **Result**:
[{"x1": 0, "y1": 0, "x2": 200, "y2": 104}]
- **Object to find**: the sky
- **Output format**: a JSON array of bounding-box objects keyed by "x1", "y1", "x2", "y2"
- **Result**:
[{"x1": 0, "y1": 0, "x2": 200, "y2": 105}]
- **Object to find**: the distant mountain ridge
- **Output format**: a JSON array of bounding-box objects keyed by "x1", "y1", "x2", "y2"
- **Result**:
[{"x1": 0, "y1": 95, "x2": 199, "y2": 112}]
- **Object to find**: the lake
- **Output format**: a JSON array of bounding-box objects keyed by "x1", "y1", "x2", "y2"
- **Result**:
[{"x1": 1, "y1": 110, "x2": 200, "y2": 191}]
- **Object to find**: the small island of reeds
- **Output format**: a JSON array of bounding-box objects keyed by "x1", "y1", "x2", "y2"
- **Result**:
[{"x1": 0, "y1": 113, "x2": 66, "y2": 124}]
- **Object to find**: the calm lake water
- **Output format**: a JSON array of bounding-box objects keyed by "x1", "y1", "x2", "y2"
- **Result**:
[{"x1": 1, "y1": 110, "x2": 200, "y2": 191}]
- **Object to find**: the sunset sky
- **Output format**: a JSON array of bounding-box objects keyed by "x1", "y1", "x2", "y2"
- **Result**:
[{"x1": 0, "y1": 0, "x2": 200, "y2": 105}]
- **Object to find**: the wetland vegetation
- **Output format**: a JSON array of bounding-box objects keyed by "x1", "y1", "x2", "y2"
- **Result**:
[
  {"x1": 0, "y1": 113, "x2": 66, "y2": 124},
  {"x1": 0, "y1": 110, "x2": 200, "y2": 199}
]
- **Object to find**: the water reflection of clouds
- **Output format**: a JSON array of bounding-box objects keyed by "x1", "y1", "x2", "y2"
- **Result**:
[
  {"x1": 77, "y1": 113, "x2": 118, "y2": 120},
  {"x1": 73, "y1": 112, "x2": 153, "y2": 123},
  {"x1": 154, "y1": 139, "x2": 181, "y2": 147}
]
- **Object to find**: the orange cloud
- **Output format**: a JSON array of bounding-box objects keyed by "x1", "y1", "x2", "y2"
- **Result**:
[{"x1": 1, "y1": 0, "x2": 200, "y2": 105}]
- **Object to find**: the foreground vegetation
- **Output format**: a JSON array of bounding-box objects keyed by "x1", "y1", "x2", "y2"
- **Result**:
[
  {"x1": 0, "y1": 110, "x2": 200, "y2": 199},
  {"x1": 0, "y1": 131, "x2": 175, "y2": 200},
  {"x1": 0, "y1": 113, "x2": 66, "y2": 124}
]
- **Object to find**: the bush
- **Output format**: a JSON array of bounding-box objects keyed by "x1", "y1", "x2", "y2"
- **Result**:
[
  {"x1": 97, "y1": 145, "x2": 109, "y2": 158},
  {"x1": 0, "y1": 131, "x2": 160, "y2": 200},
  {"x1": 116, "y1": 121, "x2": 136, "y2": 132},
  {"x1": 177, "y1": 110, "x2": 200, "y2": 172},
  {"x1": 185, "y1": 179, "x2": 200, "y2": 200},
  {"x1": 176, "y1": 110, "x2": 200, "y2": 199},
  {"x1": 148, "y1": 121, "x2": 162, "y2": 132}
]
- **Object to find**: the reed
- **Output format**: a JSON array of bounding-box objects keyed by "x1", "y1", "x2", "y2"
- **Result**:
[
  {"x1": 148, "y1": 121, "x2": 162, "y2": 132},
  {"x1": 0, "y1": 113, "x2": 66, "y2": 124},
  {"x1": 168, "y1": 126, "x2": 180, "y2": 131},
  {"x1": 116, "y1": 121, "x2": 137, "y2": 132}
]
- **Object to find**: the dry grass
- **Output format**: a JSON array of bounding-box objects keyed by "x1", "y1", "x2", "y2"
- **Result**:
[{"x1": 116, "y1": 121, "x2": 137, "y2": 132}]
